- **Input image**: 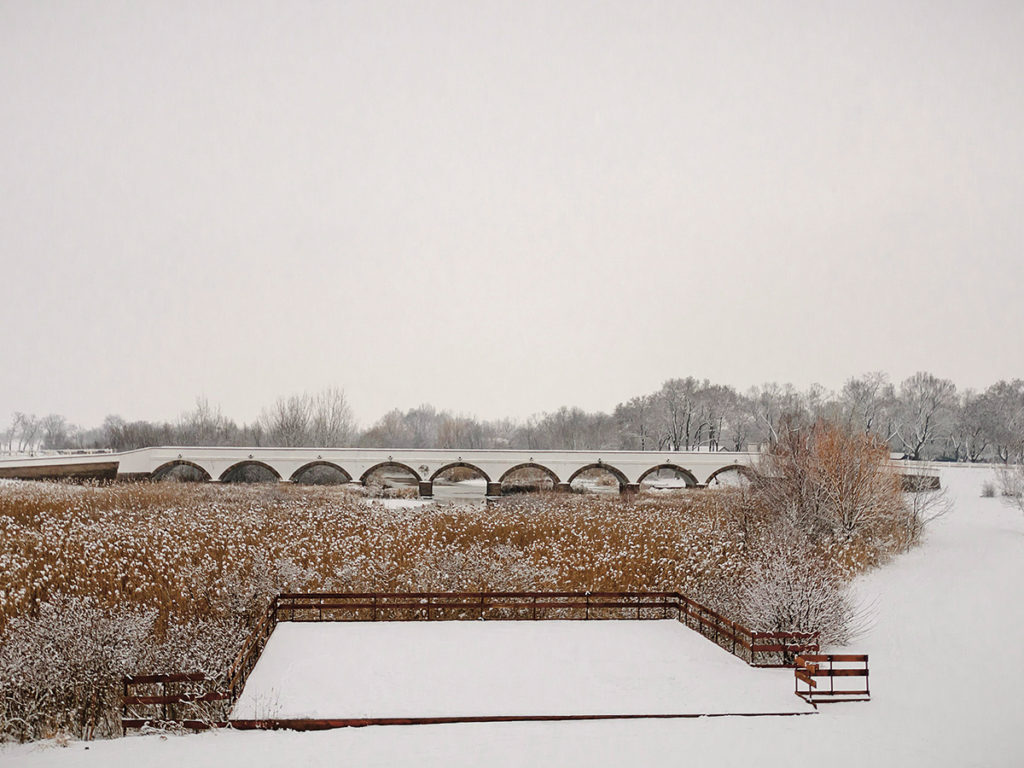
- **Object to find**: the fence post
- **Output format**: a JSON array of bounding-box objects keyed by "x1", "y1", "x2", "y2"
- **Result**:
[{"x1": 122, "y1": 677, "x2": 128, "y2": 735}]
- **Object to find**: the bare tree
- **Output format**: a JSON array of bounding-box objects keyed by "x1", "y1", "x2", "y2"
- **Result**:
[
  {"x1": 948, "y1": 391, "x2": 990, "y2": 462},
  {"x1": 178, "y1": 398, "x2": 238, "y2": 446},
  {"x1": 40, "y1": 414, "x2": 72, "y2": 450},
  {"x1": 309, "y1": 387, "x2": 356, "y2": 447},
  {"x1": 839, "y1": 372, "x2": 897, "y2": 440},
  {"x1": 260, "y1": 394, "x2": 312, "y2": 446},
  {"x1": 10, "y1": 413, "x2": 41, "y2": 451},
  {"x1": 654, "y1": 378, "x2": 705, "y2": 450},
  {"x1": 981, "y1": 380, "x2": 1024, "y2": 463},
  {"x1": 894, "y1": 372, "x2": 957, "y2": 460},
  {"x1": 614, "y1": 395, "x2": 654, "y2": 450},
  {"x1": 746, "y1": 383, "x2": 803, "y2": 446}
]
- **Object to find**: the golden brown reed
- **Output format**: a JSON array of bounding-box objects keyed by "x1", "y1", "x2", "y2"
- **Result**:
[{"x1": 0, "y1": 481, "x2": 748, "y2": 637}]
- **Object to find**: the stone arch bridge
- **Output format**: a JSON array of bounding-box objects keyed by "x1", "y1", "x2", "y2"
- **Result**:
[{"x1": 0, "y1": 447, "x2": 762, "y2": 496}]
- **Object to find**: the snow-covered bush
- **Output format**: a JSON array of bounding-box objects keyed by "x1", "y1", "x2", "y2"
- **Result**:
[
  {"x1": 739, "y1": 517, "x2": 859, "y2": 645},
  {"x1": 754, "y1": 421, "x2": 909, "y2": 546},
  {"x1": 730, "y1": 421, "x2": 938, "y2": 641},
  {"x1": 0, "y1": 596, "x2": 155, "y2": 742},
  {"x1": 997, "y1": 464, "x2": 1024, "y2": 513}
]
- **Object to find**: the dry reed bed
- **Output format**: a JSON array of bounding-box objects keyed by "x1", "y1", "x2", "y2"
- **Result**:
[
  {"x1": 0, "y1": 464, "x2": 915, "y2": 741},
  {"x1": 0, "y1": 480, "x2": 747, "y2": 636}
]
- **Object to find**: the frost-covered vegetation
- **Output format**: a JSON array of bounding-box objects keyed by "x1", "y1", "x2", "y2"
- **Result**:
[{"x1": 0, "y1": 424, "x2": 940, "y2": 741}]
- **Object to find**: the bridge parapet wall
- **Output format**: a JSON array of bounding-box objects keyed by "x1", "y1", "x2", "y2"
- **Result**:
[
  {"x1": 0, "y1": 447, "x2": 942, "y2": 494},
  {"x1": 113, "y1": 447, "x2": 762, "y2": 489}
]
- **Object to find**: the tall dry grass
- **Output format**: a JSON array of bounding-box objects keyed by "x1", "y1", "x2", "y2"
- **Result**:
[{"x1": 0, "y1": 480, "x2": 748, "y2": 637}]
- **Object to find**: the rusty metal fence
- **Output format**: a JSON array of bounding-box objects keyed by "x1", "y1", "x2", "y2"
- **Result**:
[
  {"x1": 122, "y1": 590, "x2": 821, "y2": 732},
  {"x1": 794, "y1": 654, "x2": 870, "y2": 705}
]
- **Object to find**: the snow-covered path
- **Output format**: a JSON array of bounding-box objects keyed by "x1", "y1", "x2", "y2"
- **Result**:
[{"x1": 4, "y1": 466, "x2": 1022, "y2": 767}]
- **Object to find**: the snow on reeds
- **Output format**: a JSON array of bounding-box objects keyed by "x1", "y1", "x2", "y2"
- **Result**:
[
  {"x1": 0, "y1": 481, "x2": 747, "y2": 635},
  {"x1": 0, "y1": 465, "x2": 924, "y2": 741}
]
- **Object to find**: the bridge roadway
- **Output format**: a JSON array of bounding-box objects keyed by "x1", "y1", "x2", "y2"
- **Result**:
[{"x1": 0, "y1": 446, "x2": 760, "y2": 496}]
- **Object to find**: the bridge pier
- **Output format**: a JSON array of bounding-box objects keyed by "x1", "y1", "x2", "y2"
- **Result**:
[
  {"x1": 418, "y1": 481, "x2": 433, "y2": 498},
  {"x1": 554, "y1": 483, "x2": 572, "y2": 493},
  {"x1": 485, "y1": 482, "x2": 502, "y2": 497},
  {"x1": 622, "y1": 483, "x2": 641, "y2": 496}
]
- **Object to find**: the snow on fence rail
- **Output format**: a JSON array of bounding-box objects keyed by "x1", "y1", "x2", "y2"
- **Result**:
[
  {"x1": 794, "y1": 654, "x2": 871, "y2": 705},
  {"x1": 122, "y1": 591, "x2": 821, "y2": 732}
]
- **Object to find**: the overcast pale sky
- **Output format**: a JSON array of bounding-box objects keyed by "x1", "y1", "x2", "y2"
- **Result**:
[{"x1": 2, "y1": 1, "x2": 1022, "y2": 429}]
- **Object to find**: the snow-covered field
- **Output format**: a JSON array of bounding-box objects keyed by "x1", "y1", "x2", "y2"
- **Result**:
[
  {"x1": 231, "y1": 621, "x2": 811, "y2": 720},
  {"x1": 3, "y1": 466, "x2": 1022, "y2": 767}
]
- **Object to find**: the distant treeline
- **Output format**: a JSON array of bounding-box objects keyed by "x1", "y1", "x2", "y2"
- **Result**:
[{"x1": 4, "y1": 374, "x2": 1024, "y2": 463}]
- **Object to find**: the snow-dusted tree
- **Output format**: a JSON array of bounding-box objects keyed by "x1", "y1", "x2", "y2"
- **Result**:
[
  {"x1": 40, "y1": 414, "x2": 73, "y2": 450},
  {"x1": 360, "y1": 408, "x2": 415, "y2": 447},
  {"x1": 948, "y1": 390, "x2": 991, "y2": 462},
  {"x1": 653, "y1": 378, "x2": 700, "y2": 450},
  {"x1": 740, "y1": 518, "x2": 859, "y2": 645},
  {"x1": 981, "y1": 380, "x2": 1024, "y2": 463},
  {"x1": 540, "y1": 406, "x2": 590, "y2": 449},
  {"x1": 8, "y1": 413, "x2": 41, "y2": 452},
  {"x1": 839, "y1": 372, "x2": 897, "y2": 439},
  {"x1": 177, "y1": 397, "x2": 238, "y2": 446},
  {"x1": 745, "y1": 383, "x2": 804, "y2": 446},
  {"x1": 259, "y1": 393, "x2": 312, "y2": 446},
  {"x1": 894, "y1": 372, "x2": 957, "y2": 460},
  {"x1": 614, "y1": 395, "x2": 655, "y2": 450},
  {"x1": 308, "y1": 387, "x2": 356, "y2": 447},
  {"x1": 437, "y1": 413, "x2": 484, "y2": 449},
  {"x1": 698, "y1": 384, "x2": 742, "y2": 451}
]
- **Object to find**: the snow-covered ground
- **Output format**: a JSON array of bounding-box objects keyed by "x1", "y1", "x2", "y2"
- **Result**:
[
  {"x1": 4, "y1": 466, "x2": 1022, "y2": 767},
  {"x1": 231, "y1": 621, "x2": 810, "y2": 720}
]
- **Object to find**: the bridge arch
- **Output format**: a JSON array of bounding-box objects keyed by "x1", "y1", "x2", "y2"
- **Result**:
[
  {"x1": 290, "y1": 461, "x2": 352, "y2": 485},
  {"x1": 705, "y1": 464, "x2": 755, "y2": 487},
  {"x1": 498, "y1": 462, "x2": 561, "y2": 486},
  {"x1": 359, "y1": 461, "x2": 422, "y2": 484},
  {"x1": 430, "y1": 462, "x2": 491, "y2": 483},
  {"x1": 636, "y1": 464, "x2": 699, "y2": 488},
  {"x1": 151, "y1": 460, "x2": 212, "y2": 482},
  {"x1": 566, "y1": 462, "x2": 628, "y2": 491},
  {"x1": 219, "y1": 461, "x2": 281, "y2": 483}
]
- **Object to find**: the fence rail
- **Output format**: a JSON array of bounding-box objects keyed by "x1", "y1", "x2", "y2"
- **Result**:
[
  {"x1": 794, "y1": 654, "x2": 870, "y2": 705},
  {"x1": 122, "y1": 590, "x2": 821, "y2": 732},
  {"x1": 121, "y1": 673, "x2": 230, "y2": 731}
]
